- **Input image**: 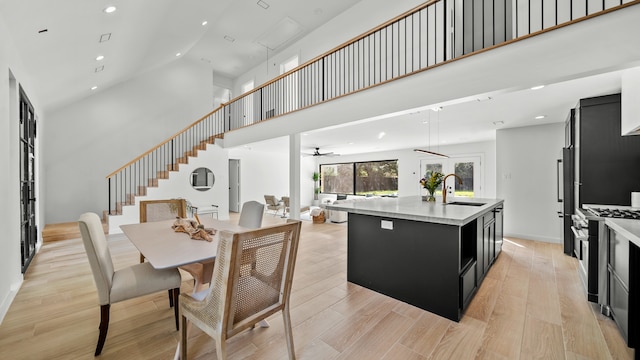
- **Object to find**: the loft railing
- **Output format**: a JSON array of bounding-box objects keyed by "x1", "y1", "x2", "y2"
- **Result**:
[{"x1": 106, "y1": 0, "x2": 639, "y2": 215}]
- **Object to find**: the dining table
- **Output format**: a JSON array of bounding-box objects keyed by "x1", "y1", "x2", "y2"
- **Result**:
[{"x1": 120, "y1": 216, "x2": 246, "y2": 270}]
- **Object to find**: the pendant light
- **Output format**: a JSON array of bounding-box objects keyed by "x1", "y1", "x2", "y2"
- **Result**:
[{"x1": 414, "y1": 107, "x2": 448, "y2": 158}]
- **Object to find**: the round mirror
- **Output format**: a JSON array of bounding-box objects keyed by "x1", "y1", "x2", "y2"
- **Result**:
[{"x1": 190, "y1": 167, "x2": 214, "y2": 191}]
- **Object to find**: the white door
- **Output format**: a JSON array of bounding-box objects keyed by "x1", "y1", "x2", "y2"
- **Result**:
[
  {"x1": 420, "y1": 156, "x2": 482, "y2": 198},
  {"x1": 229, "y1": 159, "x2": 241, "y2": 212}
]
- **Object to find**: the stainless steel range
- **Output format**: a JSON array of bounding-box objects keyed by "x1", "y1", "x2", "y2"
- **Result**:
[
  {"x1": 572, "y1": 208, "x2": 600, "y2": 302},
  {"x1": 587, "y1": 207, "x2": 640, "y2": 219},
  {"x1": 577, "y1": 205, "x2": 640, "y2": 309}
]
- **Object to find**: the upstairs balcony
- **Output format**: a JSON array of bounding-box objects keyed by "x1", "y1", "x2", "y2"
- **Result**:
[{"x1": 106, "y1": 0, "x2": 640, "y2": 216}]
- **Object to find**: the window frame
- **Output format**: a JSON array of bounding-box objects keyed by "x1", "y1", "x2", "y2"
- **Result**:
[{"x1": 319, "y1": 159, "x2": 398, "y2": 196}]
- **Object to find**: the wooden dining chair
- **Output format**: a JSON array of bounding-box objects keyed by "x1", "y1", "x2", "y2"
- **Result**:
[
  {"x1": 140, "y1": 199, "x2": 210, "y2": 292},
  {"x1": 179, "y1": 220, "x2": 302, "y2": 359},
  {"x1": 79, "y1": 212, "x2": 181, "y2": 356}
]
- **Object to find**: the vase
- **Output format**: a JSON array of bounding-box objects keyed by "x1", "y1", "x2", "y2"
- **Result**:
[{"x1": 422, "y1": 191, "x2": 436, "y2": 202}]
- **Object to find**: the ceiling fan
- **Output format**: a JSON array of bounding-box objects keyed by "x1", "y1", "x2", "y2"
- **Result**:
[{"x1": 303, "y1": 147, "x2": 339, "y2": 157}]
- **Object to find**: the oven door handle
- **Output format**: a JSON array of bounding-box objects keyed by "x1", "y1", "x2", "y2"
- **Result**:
[{"x1": 571, "y1": 226, "x2": 588, "y2": 241}]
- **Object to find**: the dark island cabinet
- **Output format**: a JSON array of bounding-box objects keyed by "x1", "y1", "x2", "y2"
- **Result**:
[
  {"x1": 607, "y1": 228, "x2": 639, "y2": 348},
  {"x1": 346, "y1": 202, "x2": 503, "y2": 322},
  {"x1": 476, "y1": 207, "x2": 502, "y2": 284}
]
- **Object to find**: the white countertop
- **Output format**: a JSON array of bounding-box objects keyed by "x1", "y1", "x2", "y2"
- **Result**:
[
  {"x1": 605, "y1": 218, "x2": 640, "y2": 248},
  {"x1": 325, "y1": 196, "x2": 504, "y2": 226}
]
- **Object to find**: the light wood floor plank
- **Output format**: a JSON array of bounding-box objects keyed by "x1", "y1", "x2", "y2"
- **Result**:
[{"x1": 0, "y1": 218, "x2": 634, "y2": 360}]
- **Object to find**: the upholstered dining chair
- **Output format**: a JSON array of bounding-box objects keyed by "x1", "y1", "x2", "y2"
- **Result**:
[
  {"x1": 179, "y1": 220, "x2": 302, "y2": 360},
  {"x1": 263, "y1": 195, "x2": 283, "y2": 216},
  {"x1": 238, "y1": 200, "x2": 265, "y2": 229},
  {"x1": 140, "y1": 199, "x2": 210, "y2": 292},
  {"x1": 79, "y1": 212, "x2": 182, "y2": 356}
]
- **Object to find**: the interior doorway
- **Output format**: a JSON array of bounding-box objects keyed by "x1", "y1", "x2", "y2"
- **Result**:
[
  {"x1": 19, "y1": 86, "x2": 37, "y2": 273},
  {"x1": 228, "y1": 159, "x2": 241, "y2": 212}
]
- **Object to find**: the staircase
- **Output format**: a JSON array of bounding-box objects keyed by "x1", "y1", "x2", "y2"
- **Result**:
[{"x1": 103, "y1": 0, "x2": 639, "y2": 232}]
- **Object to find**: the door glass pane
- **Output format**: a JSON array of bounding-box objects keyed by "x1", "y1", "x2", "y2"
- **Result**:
[
  {"x1": 421, "y1": 161, "x2": 444, "y2": 195},
  {"x1": 454, "y1": 161, "x2": 474, "y2": 197}
]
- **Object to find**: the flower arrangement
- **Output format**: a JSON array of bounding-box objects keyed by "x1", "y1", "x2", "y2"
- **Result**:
[{"x1": 420, "y1": 170, "x2": 444, "y2": 201}]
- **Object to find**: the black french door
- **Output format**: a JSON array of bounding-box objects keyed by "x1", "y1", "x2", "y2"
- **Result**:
[{"x1": 19, "y1": 86, "x2": 37, "y2": 273}]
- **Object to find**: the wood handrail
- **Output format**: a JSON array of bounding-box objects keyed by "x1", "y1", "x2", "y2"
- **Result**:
[
  {"x1": 227, "y1": 0, "x2": 439, "y2": 102},
  {"x1": 106, "y1": 0, "x2": 640, "y2": 180},
  {"x1": 105, "y1": 103, "x2": 225, "y2": 178}
]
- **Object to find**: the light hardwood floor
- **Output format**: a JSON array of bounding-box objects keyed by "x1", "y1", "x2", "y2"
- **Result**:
[{"x1": 0, "y1": 215, "x2": 635, "y2": 359}]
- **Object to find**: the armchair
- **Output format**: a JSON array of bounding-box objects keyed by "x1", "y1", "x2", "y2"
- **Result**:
[{"x1": 264, "y1": 195, "x2": 283, "y2": 216}]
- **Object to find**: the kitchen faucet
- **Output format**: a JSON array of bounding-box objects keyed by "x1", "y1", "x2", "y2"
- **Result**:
[{"x1": 442, "y1": 174, "x2": 463, "y2": 203}]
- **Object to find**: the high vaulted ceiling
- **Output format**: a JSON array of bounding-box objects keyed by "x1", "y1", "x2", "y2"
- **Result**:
[{"x1": 0, "y1": 0, "x2": 361, "y2": 113}]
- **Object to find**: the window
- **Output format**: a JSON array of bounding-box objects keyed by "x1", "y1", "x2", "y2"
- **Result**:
[
  {"x1": 280, "y1": 55, "x2": 299, "y2": 75},
  {"x1": 241, "y1": 80, "x2": 254, "y2": 94},
  {"x1": 320, "y1": 160, "x2": 398, "y2": 196}
]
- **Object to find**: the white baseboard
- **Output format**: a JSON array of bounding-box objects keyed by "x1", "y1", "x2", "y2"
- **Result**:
[
  {"x1": 504, "y1": 232, "x2": 562, "y2": 244},
  {"x1": 0, "y1": 279, "x2": 23, "y2": 325}
]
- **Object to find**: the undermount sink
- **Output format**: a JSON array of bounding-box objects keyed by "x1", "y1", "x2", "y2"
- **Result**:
[{"x1": 445, "y1": 201, "x2": 486, "y2": 207}]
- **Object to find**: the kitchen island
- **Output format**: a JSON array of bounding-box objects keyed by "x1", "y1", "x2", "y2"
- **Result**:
[{"x1": 325, "y1": 196, "x2": 504, "y2": 321}]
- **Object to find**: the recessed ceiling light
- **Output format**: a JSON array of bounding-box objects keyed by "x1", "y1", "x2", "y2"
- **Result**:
[
  {"x1": 224, "y1": 35, "x2": 235, "y2": 42},
  {"x1": 531, "y1": 85, "x2": 545, "y2": 90},
  {"x1": 99, "y1": 33, "x2": 112, "y2": 42},
  {"x1": 257, "y1": 0, "x2": 270, "y2": 9},
  {"x1": 96, "y1": 55, "x2": 104, "y2": 61},
  {"x1": 535, "y1": 115, "x2": 546, "y2": 119},
  {"x1": 378, "y1": 132, "x2": 386, "y2": 139},
  {"x1": 493, "y1": 121, "x2": 504, "y2": 126},
  {"x1": 91, "y1": 86, "x2": 98, "y2": 90},
  {"x1": 431, "y1": 106, "x2": 443, "y2": 112},
  {"x1": 176, "y1": 53, "x2": 181, "y2": 57},
  {"x1": 103, "y1": 6, "x2": 116, "y2": 13},
  {"x1": 95, "y1": 65, "x2": 104, "y2": 72},
  {"x1": 201, "y1": 20, "x2": 208, "y2": 26},
  {"x1": 476, "y1": 96, "x2": 492, "y2": 102}
]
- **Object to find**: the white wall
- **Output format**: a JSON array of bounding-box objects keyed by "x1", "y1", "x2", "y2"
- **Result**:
[
  {"x1": 44, "y1": 57, "x2": 214, "y2": 223},
  {"x1": 227, "y1": 145, "x2": 290, "y2": 210},
  {"x1": 497, "y1": 123, "x2": 565, "y2": 243},
  {"x1": 0, "y1": 16, "x2": 44, "y2": 323},
  {"x1": 107, "y1": 143, "x2": 230, "y2": 233},
  {"x1": 316, "y1": 141, "x2": 497, "y2": 199},
  {"x1": 232, "y1": 0, "x2": 426, "y2": 96}
]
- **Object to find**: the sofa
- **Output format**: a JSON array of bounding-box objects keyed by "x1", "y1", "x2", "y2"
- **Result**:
[{"x1": 326, "y1": 195, "x2": 379, "y2": 223}]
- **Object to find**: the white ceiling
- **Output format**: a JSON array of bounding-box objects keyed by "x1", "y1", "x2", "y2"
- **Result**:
[
  {"x1": 1, "y1": 0, "x2": 637, "y2": 156},
  {"x1": 0, "y1": 0, "x2": 361, "y2": 112}
]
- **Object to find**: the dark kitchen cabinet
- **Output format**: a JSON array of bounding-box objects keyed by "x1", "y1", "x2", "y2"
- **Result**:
[
  {"x1": 477, "y1": 211, "x2": 496, "y2": 283},
  {"x1": 576, "y1": 94, "x2": 640, "y2": 207},
  {"x1": 607, "y1": 228, "x2": 639, "y2": 348},
  {"x1": 494, "y1": 206, "x2": 503, "y2": 258},
  {"x1": 562, "y1": 94, "x2": 640, "y2": 256}
]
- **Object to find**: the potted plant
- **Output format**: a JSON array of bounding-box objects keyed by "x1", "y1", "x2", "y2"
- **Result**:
[
  {"x1": 312, "y1": 172, "x2": 320, "y2": 206},
  {"x1": 420, "y1": 170, "x2": 444, "y2": 202}
]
